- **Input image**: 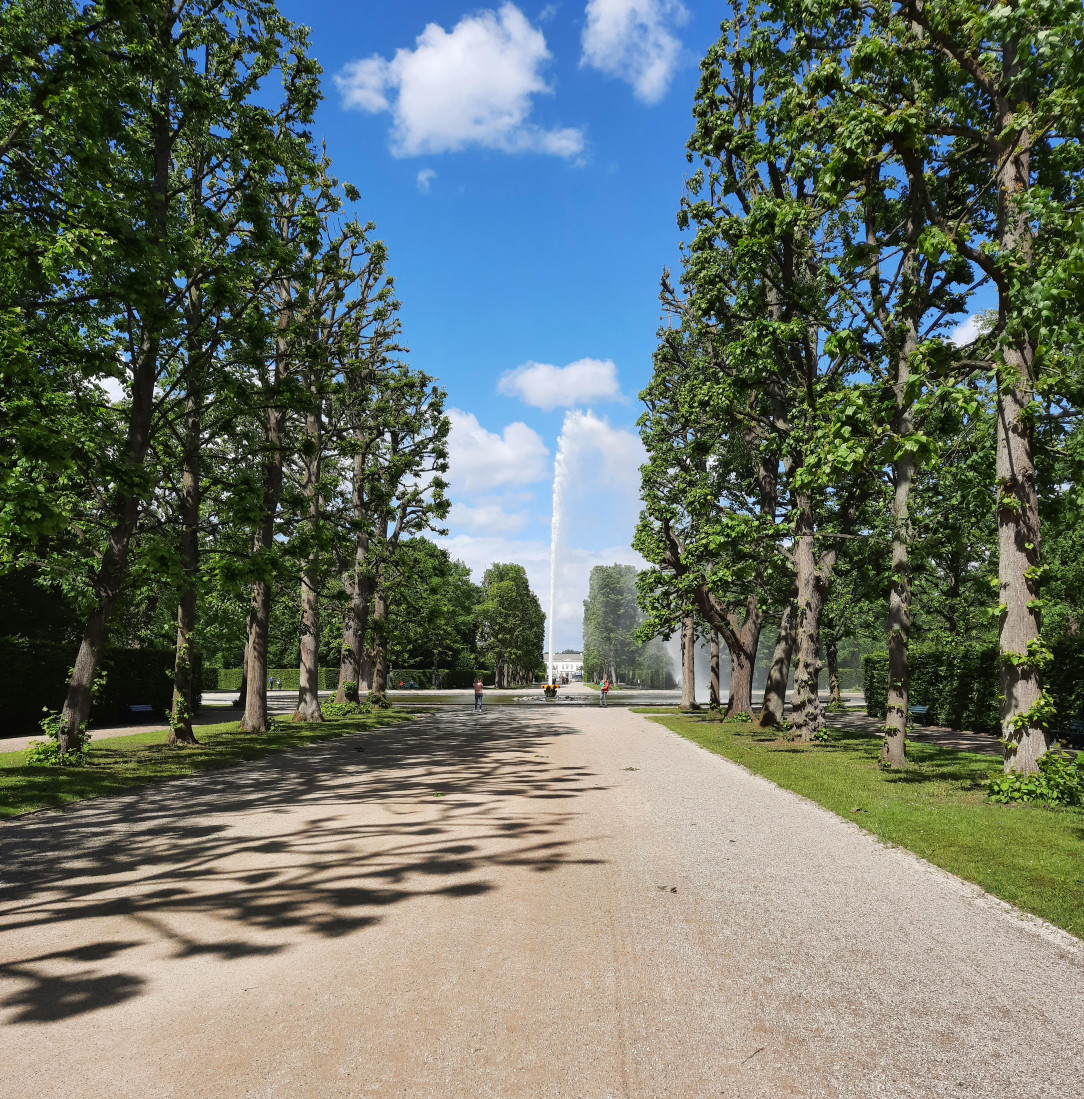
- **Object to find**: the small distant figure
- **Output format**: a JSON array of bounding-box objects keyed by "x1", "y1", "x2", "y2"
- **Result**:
[
  {"x1": 268, "y1": 674, "x2": 273, "y2": 690},
  {"x1": 473, "y1": 676, "x2": 484, "y2": 712},
  {"x1": 601, "y1": 679, "x2": 610, "y2": 707}
]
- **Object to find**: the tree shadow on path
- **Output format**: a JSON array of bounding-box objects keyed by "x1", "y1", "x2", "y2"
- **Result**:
[{"x1": 0, "y1": 709, "x2": 606, "y2": 1025}]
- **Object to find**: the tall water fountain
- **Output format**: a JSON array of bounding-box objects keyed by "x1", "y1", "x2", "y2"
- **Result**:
[{"x1": 546, "y1": 421, "x2": 570, "y2": 684}]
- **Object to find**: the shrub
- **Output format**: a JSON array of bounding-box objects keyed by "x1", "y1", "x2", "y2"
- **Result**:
[
  {"x1": 0, "y1": 638, "x2": 201, "y2": 735},
  {"x1": 200, "y1": 666, "x2": 342, "y2": 692},
  {"x1": 988, "y1": 751, "x2": 1084, "y2": 807},
  {"x1": 863, "y1": 637, "x2": 1083, "y2": 738},
  {"x1": 24, "y1": 710, "x2": 92, "y2": 766},
  {"x1": 322, "y1": 700, "x2": 371, "y2": 718}
]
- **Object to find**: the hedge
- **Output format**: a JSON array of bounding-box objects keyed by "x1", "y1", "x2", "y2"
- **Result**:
[
  {"x1": 0, "y1": 638, "x2": 201, "y2": 736},
  {"x1": 201, "y1": 666, "x2": 340, "y2": 692},
  {"x1": 863, "y1": 638, "x2": 1084, "y2": 737},
  {"x1": 199, "y1": 666, "x2": 487, "y2": 691}
]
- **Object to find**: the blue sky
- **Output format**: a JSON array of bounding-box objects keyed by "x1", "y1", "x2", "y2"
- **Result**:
[{"x1": 271, "y1": 1, "x2": 727, "y2": 648}]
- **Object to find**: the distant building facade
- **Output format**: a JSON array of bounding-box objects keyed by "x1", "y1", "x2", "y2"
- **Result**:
[{"x1": 552, "y1": 652, "x2": 583, "y2": 680}]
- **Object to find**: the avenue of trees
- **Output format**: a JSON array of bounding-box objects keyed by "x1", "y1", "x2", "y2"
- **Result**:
[
  {"x1": 637, "y1": 0, "x2": 1083, "y2": 774},
  {"x1": 582, "y1": 563, "x2": 674, "y2": 688},
  {"x1": 0, "y1": 1, "x2": 465, "y2": 754}
]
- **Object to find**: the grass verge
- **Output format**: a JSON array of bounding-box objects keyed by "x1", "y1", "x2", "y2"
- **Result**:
[
  {"x1": 645, "y1": 713, "x2": 1084, "y2": 940},
  {"x1": 0, "y1": 710, "x2": 414, "y2": 819}
]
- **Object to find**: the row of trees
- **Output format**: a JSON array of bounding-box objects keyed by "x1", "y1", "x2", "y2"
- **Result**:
[
  {"x1": 636, "y1": 0, "x2": 1083, "y2": 773},
  {"x1": 582, "y1": 564, "x2": 674, "y2": 687},
  {"x1": 0, "y1": 1, "x2": 454, "y2": 753}
]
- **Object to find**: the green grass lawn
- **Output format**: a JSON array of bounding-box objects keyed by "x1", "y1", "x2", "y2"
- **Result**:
[
  {"x1": 645, "y1": 712, "x2": 1084, "y2": 940},
  {"x1": 0, "y1": 710, "x2": 414, "y2": 819}
]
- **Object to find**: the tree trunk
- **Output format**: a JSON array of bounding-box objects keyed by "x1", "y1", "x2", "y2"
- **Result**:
[
  {"x1": 233, "y1": 636, "x2": 249, "y2": 709},
  {"x1": 680, "y1": 615, "x2": 696, "y2": 708},
  {"x1": 294, "y1": 569, "x2": 323, "y2": 722},
  {"x1": 759, "y1": 601, "x2": 795, "y2": 729},
  {"x1": 826, "y1": 632, "x2": 841, "y2": 707},
  {"x1": 335, "y1": 578, "x2": 368, "y2": 704},
  {"x1": 995, "y1": 78, "x2": 1046, "y2": 774},
  {"x1": 727, "y1": 645, "x2": 754, "y2": 718},
  {"x1": 240, "y1": 276, "x2": 288, "y2": 733},
  {"x1": 240, "y1": 577, "x2": 271, "y2": 733},
  {"x1": 883, "y1": 449, "x2": 916, "y2": 767},
  {"x1": 791, "y1": 500, "x2": 833, "y2": 743},
  {"x1": 724, "y1": 597, "x2": 761, "y2": 718},
  {"x1": 709, "y1": 631, "x2": 720, "y2": 709},
  {"x1": 169, "y1": 218, "x2": 207, "y2": 746},
  {"x1": 294, "y1": 396, "x2": 323, "y2": 723},
  {"x1": 370, "y1": 589, "x2": 389, "y2": 698},
  {"x1": 169, "y1": 486, "x2": 199, "y2": 746}
]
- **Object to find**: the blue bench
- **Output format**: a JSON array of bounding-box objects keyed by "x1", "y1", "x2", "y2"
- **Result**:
[
  {"x1": 128, "y1": 703, "x2": 153, "y2": 722},
  {"x1": 909, "y1": 705, "x2": 930, "y2": 724},
  {"x1": 1060, "y1": 719, "x2": 1084, "y2": 750}
]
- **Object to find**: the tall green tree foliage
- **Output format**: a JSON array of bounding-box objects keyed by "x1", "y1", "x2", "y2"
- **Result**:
[{"x1": 476, "y1": 563, "x2": 545, "y2": 688}]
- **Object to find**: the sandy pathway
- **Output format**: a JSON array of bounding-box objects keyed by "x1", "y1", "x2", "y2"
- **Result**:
[{"x1": 1, "y1": 706, "x2": 1081, "y2": 1098}]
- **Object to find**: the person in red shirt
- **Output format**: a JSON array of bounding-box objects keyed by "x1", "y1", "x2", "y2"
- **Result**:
[
  {"x1": 473, "y1": 676, "x2": 484, "y2": 712},
  {"x1": 600, "y1": 678, "x2": 610, "y2": 707}
]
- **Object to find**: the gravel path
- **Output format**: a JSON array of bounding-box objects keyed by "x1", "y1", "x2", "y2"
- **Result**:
[{"x1": 1, "y1": 706, "x2": 1081, "y2": 1098}]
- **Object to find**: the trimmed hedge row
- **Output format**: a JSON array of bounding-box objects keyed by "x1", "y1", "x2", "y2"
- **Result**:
[
  {"x1": 200, "y1": 666, "x2": 491, "y2": 691},
  {"x1": 863, "y1": 638, "x2": 1084, "y2": 737},
  {"x1": 0, "y1": 638, "x2": 201, "y2": 736},
  {"x1": 201, "y1": 666, "x2": 340, "y2": 692}
]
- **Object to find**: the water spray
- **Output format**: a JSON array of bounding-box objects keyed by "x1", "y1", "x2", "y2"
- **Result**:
[{"x1": 547, "y1": 415, "x2": 571, "y2": 685}]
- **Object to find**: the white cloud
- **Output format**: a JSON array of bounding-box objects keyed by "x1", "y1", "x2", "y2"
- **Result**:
[
  {"x1": 581, "y1": 0, "x2": 687, "y2": 104},
  {"x1": 336, "y1": 4, "x2": 584, "y2": 158},
  {"x1": 498, "y1": 357, "x2": 625, "y2": 411},
  {"x1": 441, "y1": 408, "x2": 648, "y2": 651},
  {"x1": 416, "y1": 168, "x2": 437, "y2": 193},
  {"x1": 452, "y1": 501, "x2": 531, "y2": 534},
  {"x1": 446, "y1": 408, "x2": 550, "y2": 493},
  {"x1": 949, "y1": 313, "x2": 988, "y2": 348}
]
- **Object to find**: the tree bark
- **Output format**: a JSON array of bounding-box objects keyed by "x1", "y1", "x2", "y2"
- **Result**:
[
  {"x1": 57, "y1": 68, "x2": 173, "y2": 753},
  {"x1": 727, "y1": 643, "x2": 755, "y2": 718},
  {"x1": 240, "y1": 577, "x2": 272, "y2": 733},
  {"x1": 335, "y1": 577, "x2": 368, "y2": 703},
  {"x1": 294, "y1": 569, "x2": 323, "y2": 722},
  {"x1": 680, "y1": 615, "x2": 696, "y2": 708},
  {"x1": 169, "y1": 165, "x2": 208, "y2": 746},
  {"x1": 169, "y1": 408, "x2": 199, "y2": 744},
  {"x1": 791, "y1": 499, "x2": 834, "y2": 743},
  {"x1": 825, "y1": 631, "x2": 841, "y2": 708},
  {"x1": 883, "y1": 442, "x2": 916, "y2": 768},
  {"x1": 370, "y1": 588, "x2": 389, "y2": 698},
  {"x1": 240, "y1": 269, "x2": 289, "y2": 733},
  {"x1": 994, "y1": 63, "x2": 1046, "y2": 774},
  {"x1": 294, "y1": 393, "x2": 323, "y2": 723},
  {"x1": 232, "y1": 635, "x2": 249, "y2": 709},
  {"x1": 759, "y1": 601, "x2": 795, "y2": 729},
  {"x1": 709, "y1": 631, "x2": 720, "y2": 709}
]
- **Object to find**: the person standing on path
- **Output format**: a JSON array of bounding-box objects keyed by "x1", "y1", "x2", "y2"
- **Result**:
[
  {"x1": 473, "y1": 676, "x2": 484, "y2": 712},
  {"x1": 600, "y1": 678, "x2": 610, "y2": 707}
]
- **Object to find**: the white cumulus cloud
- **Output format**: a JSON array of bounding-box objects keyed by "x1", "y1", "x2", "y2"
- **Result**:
[
  {"x1": 416, "y1": 168, "x2": 437, "y2": 193},
  {"x1": 336, "y1": 4, "x2": 585, "y2": 158},
  {"x1": 446, "y1": 409, "x2": 550, "y2": 493},
  {"x1": 581, "y1": 0, "x2": 687, "y2": 104},
  {"x1": 497, "y1": 357, "x2": 624, "y2": 410},
  {"x1": 452, "y1": 501, "x2": 532, "y2": 534}
]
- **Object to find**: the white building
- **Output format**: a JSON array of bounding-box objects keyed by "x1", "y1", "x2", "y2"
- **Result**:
[{"x1": 551, "y1": 652, "x2": 583, "y2": 680}]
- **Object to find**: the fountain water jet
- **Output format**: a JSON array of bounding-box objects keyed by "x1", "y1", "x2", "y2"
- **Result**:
[{"x1": 546, "y1": 418, "x2": 571, "y2": 684}]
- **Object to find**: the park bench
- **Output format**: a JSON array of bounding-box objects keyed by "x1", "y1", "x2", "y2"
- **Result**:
[
  {"x1": 1060, "y1": 719, "x2": 1084, "y2": 750},
  {"x1": 127, "y1": 703, "x2": 153, "y2": 722},
  {"x1": 909, "y1": 705, "x2": 930, "y2": 725}
]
